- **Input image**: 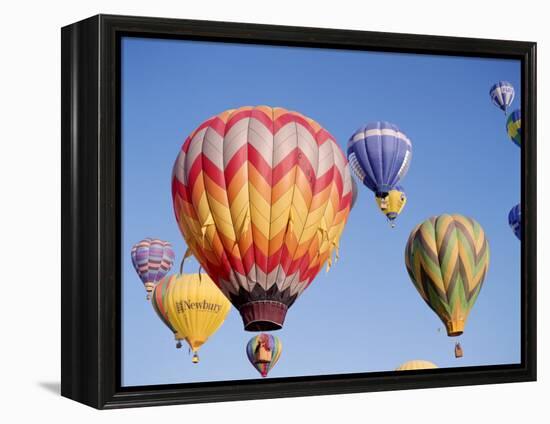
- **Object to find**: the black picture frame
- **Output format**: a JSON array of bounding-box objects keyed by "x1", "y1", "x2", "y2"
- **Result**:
[{"x1": 61, "y1": 14, "x2": 537, "y2": 409}]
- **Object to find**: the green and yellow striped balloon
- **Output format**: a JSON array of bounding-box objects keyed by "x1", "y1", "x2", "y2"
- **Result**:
[{"x1": 405, "y1": 214, "x2": 490, "y2": 337}]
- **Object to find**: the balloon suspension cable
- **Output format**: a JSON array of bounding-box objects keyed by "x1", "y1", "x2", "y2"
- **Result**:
[
  {"x1": 198, "y1": 265, "x2": 203, "y2": 283},
  {"x1": 179, "y1": 257, "x2": 185, "y2": 275},
  {"x1": 179, "y1": 247, "x2": 192, "y2": 275}
]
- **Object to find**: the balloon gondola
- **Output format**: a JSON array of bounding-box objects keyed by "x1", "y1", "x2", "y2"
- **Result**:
[{"x1": 454, "y1": 342, "x2": 464, "y2": 358}]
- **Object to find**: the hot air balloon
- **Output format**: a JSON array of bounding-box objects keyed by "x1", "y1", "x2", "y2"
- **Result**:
[
  {"x1": 172, "y1": 106, "x2": 353, "y2": 331},
  {"x1": 151, "y1": 277, "x2": 183, "y2": 348},
  {"x1": 163, "y1": 273, "x2": 231, "y2": 363},
  {"x1": 405, "y1": 214, "x2": 490, "y2": 337},
  {"x1": 506, "y1": 109, "x2": 521, "y2": 147},
  {"x1": 347, "y1": 121, "x2": 412, "y2": 198},
  {"x1": 396, "y1": 360, "x2": 438, "y2": 371},
  {"x1": 131, "y1": 238, "x2": 176, "y2": 299},
  {"x1": 508, "y1": 204, "x2": 521, "y2": 240},
  {"x1": 489, "y1": 81, "x2": 515, "y2": 113},
  {"x1": 246, "y1": 333, "x2": 282, "y2": 377},
  {"x1": 375, "y1": 185, "x2": 407, "y2": 227}
]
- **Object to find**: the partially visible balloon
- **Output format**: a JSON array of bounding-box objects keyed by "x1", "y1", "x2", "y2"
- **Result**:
[
  {"x1": 348, "y1": 121, "x2": 412, "y2": 198},
  {"x1": 172, "y1": 106, "x2": 353, "y2": 331},
  {"x1": 151, "y1": 277, "x2": 183, "y2": 348},
  {"x1": 405, "y1": 214, "x2": 490, "y2": 337},
  {"x1": 489, "y1": 81, "x2": 515, "y2": 113},
  {"x1": 131, "y1": 238, "x2": 175, "y2": 299},
  {"x1": 508, "y1": 204, "x2": 521, "y2": 240},
  {"x1": 506, "y1": 109, "x2": 521, "y2": 147},
  {"x1": 164, "y1": 273, "x2": 231, "y2": 363},
  {"x1": 350, "y1": 177, "x2": 358, "y2": 209},
  {"x1": 396, "y1": 360, "x2": 438, "y2": 371},
  {"x1": 246, "y1": 333, "x2": 282, "y2": 377},
  {"x1": 375, "y1": 185, "x2": 407, "y2": 227}
]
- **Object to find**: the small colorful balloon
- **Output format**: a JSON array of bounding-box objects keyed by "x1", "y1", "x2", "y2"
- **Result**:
[
  {"x1": 489, "y1": 81, "x2": 515, "y2": 113},
  {"x1": 375, "y1": 185, "x2": 407, "y2": 227},
  {"x1": 506, "y1": 109, "x2": 521, "y2": 147},
  {"x1": 246, "y1": 333, "x2": 282, "y2": 377},
  {"x1": 131, "y1": 238, "x2": 175, "y2": 299},
  {"x1": 151, "y1": 276, "x2": 183, "y2": 348},
  {"x1": 508, "y1": 204, "x2": 521, "y2": 240}
]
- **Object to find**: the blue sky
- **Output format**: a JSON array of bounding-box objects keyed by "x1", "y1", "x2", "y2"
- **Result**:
[{"x1": 121, "y1": 37, "x2": 521, "y2": 387}]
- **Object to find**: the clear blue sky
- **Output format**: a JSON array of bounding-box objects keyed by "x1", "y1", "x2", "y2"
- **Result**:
[{"x1": 121, "y1": 36, "x2": 521, "y2": 387}]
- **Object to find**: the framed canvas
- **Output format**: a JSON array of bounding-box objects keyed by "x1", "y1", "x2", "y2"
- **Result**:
[{"x1": 61, "y1": 14, "x2": 536, "y2": 409}]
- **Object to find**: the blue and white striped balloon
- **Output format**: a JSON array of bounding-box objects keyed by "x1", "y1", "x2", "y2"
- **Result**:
[
  {"x1": 347, "y1": 121, "x2": 412, "y2": 197},
  {"x1": 490, "y1": 81, "x2": 515, "y2": 113},
  {"x1": 508, "y1": 204, "x2": 521, "y2": 240}
]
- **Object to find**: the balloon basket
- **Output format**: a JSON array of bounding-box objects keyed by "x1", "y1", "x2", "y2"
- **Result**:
[
  {"x1": 454, "y1": 342, "x2": 464, "y2": 358},
  {"x1": 192, "y1": 353, "x2": 199, "y2": 364}
]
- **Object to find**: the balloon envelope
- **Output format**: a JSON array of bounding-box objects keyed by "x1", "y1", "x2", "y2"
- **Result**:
[
  {"x1": 172, "y1": 106, "x2": 353, "y2": 331},
  {"x1": 131, "y1": 238, "x2": 175, "y2": 298},
  {"x1": 405, "y1": 214, "x2": 490, "y2": 336},
  {"x1": 508, "y1": 204, "x2": 521, "y2": 240},
  {"x1": 163, "y1": 273, "x2": 231, "y2": 361},
  {"x1": 347, "y1": 121, "x2": 412, "y2": 197},
  {"x1": 246, "y1": 333, "x2": 282, "y2": 377},
  {"x1": 489, "y1": 81, "x2": 515, "y2": 112},
  {"x1": 396, "y1": 360, "x2": 438, "y2": 371},
  {"x1": 375, "y1": 185, "x2": 406, "y2": 224},
  {"x1": 151, "y1": 276, "x2": 181, "y2": 344},
  {"x1": 506, "y1": 109, "x2": 521, "y2": 147}
]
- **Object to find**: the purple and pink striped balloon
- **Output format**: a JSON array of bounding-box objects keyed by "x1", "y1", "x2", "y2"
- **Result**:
[{"x1": 130, "y1": 238, "x2": 175, "y2": 300}]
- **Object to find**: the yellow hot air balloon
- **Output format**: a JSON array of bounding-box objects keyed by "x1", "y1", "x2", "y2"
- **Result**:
[
  {"x1": 396, "y1": 360, "x2": 438, "y2": 371},
  {"x1": 163, "y1": 273, "x2": 231, "y2": 363},
  {"x1": 375, "y1": 186, "x2": 407, "y2": 227}
]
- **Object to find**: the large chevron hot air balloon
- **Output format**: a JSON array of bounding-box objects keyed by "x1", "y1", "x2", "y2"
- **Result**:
[
  {"x1": 506, "y1": 109, "x2": 521, "y2": 147},
  {"x1": 246, "y1": 333, "x2": 282, "y2": 377},
  {"x1": 131, "y1": 238, "x2": 176, "y2": 299},
  {"x1": 347, "y1": 121, "x2": 412, "y2": 198},
  {"x1": 172, "y1": 106, "x2": 353, "y2": 331},
  {"x1": 163, "y1": 273, "x2": 231, "y2": 363},
  {"x1": 375, "y1": 185, "x2": 406, "y2": 227},
  {"x1": 508, "y1": 204, "x2": 521, "y2": 240},
  {"x1": 405, "y1": 214, "x2": 490, "y2": 337},
  {"x1": 490, "y1": 81, "x2": 515, "y2": 113},
  {"x1": 396, "y1": 360, "x2": 438, "y2": 371},
  {"x1": 151, "y1": 277, "x2": 183, "y2": 348}
]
